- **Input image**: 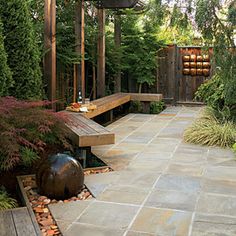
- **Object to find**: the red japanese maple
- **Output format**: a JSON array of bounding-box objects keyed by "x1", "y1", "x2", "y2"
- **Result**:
[{"x1": 0, "y1": 97, "x2": 72, "y2": 171}]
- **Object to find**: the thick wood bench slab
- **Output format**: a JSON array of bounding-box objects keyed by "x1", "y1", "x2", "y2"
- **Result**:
[
  {"x1": 63, "y1": 92, "x2": 162, "y2": 148},
  {"x1": 128, "y1": 93, "x2": 163, "y2": 102},
  {"x1": 84, "y1": 93, "x2": 131, "y2": 119},
  {"x1": 65, "y1": 112, "x2": 115, "y2": 147},
  {"x1": 84, "y1": 93, "x2": 163, "y2": 118},
  {"x1": 0, "y1": 207, "x2": 41, "y2": 236}
]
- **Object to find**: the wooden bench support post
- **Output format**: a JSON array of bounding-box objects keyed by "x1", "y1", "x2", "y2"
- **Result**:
[
  {"x1": 74, "y1": 147, "x2": 92, "y2": 168},
  {"x1": 109, "y1": 110, "x2": 113, "y2": 122},
  {"x1": 81, "y1": 149, "x2": 87, "y2": 168}
]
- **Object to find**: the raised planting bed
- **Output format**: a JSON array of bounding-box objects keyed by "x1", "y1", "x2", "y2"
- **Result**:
[{"x1": 17, "y1": 164, "x2": 113, "y2": 236}]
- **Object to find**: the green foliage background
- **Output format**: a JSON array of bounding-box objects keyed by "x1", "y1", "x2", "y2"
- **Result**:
[
  {"x1": 0, "y1": 0, "x2": 42, "y2": 100},
  {"x1": 26, "y1": 0, "x2": 195, "y2": 97},
  {"x1": 194, "y1": 0, "x2": 236, "y2": 122},
  {"x1": 0, "y1": 17, "x2": 13, "y2": 96}
]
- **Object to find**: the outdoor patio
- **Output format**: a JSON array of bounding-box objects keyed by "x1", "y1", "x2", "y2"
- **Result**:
[{"x1": 49, "y1": 106, "x2": 236, "y2": 236}]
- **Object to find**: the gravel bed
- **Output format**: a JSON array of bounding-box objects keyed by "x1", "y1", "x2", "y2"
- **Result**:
[{"x1": 22, "y1": 167, "x2": 112, "y2": 236}]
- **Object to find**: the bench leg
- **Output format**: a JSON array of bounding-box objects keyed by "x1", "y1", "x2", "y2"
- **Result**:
[
  {"x1": 109, "y1": 110, "x2": 113, "y2": 122},
  {"x1": 75, "y1": 147, "x2": 91, "y2": 168},
  {"x1": 81, "y1": 149, "x2": 87, "y2": 168},
  {"x1": 75, "y1": 147, "x2": 92, "y2": 168}
]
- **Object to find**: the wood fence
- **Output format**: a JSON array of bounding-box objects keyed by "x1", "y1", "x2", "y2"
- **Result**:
[{"x1": 157, "y1": 45, "x2": 213, "y2": 103}]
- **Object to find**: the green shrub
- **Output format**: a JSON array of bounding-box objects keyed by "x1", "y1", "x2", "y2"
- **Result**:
[
  {"x1": 0, "y1": 187, "x2": 17, "y2": 210},
  {"x1": 195, "y1": 74, "x2": 223, "y2": 107},
  {"x1": 0, "y1": 97, "x2": 72, "y2": 171},
  {"x1": 0, "y1": 0, "x2": 42, "y2": 100},
  {"x1": 0, "y1": 17, "x2": 13, "y2": 96},
  {"x1": 195, "y1": 70, "x2": 236, "y2": 122},
  {"x1": 150, "y1": 101, "x2": 165, "y2": 114},
  {"x1": 233, "y1": 143, "x2": 236, "y2": 153},
  {"x1": 184, "y1": 108, "x2": 236, "y2": 148},
  {"x1": 129, "y1": 100, "x2": 143, "y2": 113}
]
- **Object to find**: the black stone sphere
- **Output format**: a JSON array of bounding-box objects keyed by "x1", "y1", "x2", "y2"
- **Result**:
[{"x1": 36, "y1": 153, "x2": 84, "y2": 200}]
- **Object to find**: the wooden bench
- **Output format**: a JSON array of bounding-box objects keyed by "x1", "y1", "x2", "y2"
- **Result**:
[
  {"x1": 63, "y1": 92, "x2": 162, "y2": 165},
  {"x1": 62, "y1": 111, "x2": 115, "y2": 167},
  {"x1": 84, "y1": 92, "x2": 163, "y2": 118},
  {"x1": 0, "y1": 207, "x2": 41, "y2": 236},
  {"x1": 84, "y1": 93, "x2": 131, "y2": 118},
  {"x1": 128, "y1": 93, "x2": 163, "y2": 102},
  {"x1": 64, "y1": 92, "x2": 163, "y2": 146},
  {"x1": 65, "y1": 112, "x2": 115, "y2": 147}
]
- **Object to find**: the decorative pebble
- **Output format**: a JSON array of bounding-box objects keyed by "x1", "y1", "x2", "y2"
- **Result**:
[{"x1": 22, "y1": 167, "x2": 111, "y2": 235}]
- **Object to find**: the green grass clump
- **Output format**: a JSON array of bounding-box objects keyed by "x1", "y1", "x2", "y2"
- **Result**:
[
  {"x1": 0, "y1": 187, "x2": 17, "y2": 210},
  {"x1": 184, "y1": 108, "x2": 236, "y2": 148}
]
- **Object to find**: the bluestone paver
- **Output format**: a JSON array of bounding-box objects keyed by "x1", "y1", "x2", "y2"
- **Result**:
[
  {"x1": 49, "y1": 106, "x2": 236, "y2": 236},
  {"x1": 76, "y1": 201, "x2": 139, "y2": 229},
  {"x1": 130, "y1": 207, "x2": 192, "y2": 236},
  {"x1": 64, "y1": 224, "x2": 125, "y2": 236},
  {"x1": 191, "y1": 214, "x2": 236, "y2": 236},
  {"x1": 145, "y1": 189, "x2": 198, "y2": 211}
]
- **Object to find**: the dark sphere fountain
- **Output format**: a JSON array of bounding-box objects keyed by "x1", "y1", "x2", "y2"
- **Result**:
[{"x1": 36, "y1": 153, "x2": 84, "y2": 200}]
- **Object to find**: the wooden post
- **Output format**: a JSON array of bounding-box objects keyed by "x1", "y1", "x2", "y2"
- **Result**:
[
  {"x1": 97, "y1": 8, "x2": 106, "y2": 98},
  {"x1": 174, "y1": 45, "x2": 180, "y2": 103},
  {"x1": 92, "y1": 64, "x2": 96, "y2": 99},
  {"x1": 114, "y1": 14, "x2": 121, "y2": 93},
  {"x1": 75, "y1": 0, "x2": 85, "y2": 103},
  {"x1": 74, "y1": 1, "x2": 80, "y2": 102},
  {"x1": 44, "y1": 0, "x2": 51, "y2": 101},
  {"x1": 44, "y1": 0, "x2": 56, "y2": 110},
  {"x1": 73, "y1": 64, "x2": 78, "y2": 102},
  {"x1": 166, "y1": 45, "x2": 176, "y2": 104},
  {"x1": 81, "y1": 0, "x2": 85, "y2": 103},
  {"x1": 51, "y1": 0, "x2": 56, "y2": 109}
]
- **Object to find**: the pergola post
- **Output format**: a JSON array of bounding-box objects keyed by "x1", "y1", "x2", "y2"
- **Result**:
[
  {"x1": 75, "y1": 0, "x2": 85, "y2": 103},
  {"x1": 44, "y1": 0, "x2": 56, "y2": 110},
  {"x1": 97, "y1": 8, "x2": 106, "y2": 98},
  {"x1": 114, "y1": 14, "x2": 121, "y2": 93}
]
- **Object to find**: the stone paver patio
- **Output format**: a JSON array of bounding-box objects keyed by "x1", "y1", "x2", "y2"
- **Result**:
[{"x1": 49, "y1": 106, "x2": 236, "y2": 236}]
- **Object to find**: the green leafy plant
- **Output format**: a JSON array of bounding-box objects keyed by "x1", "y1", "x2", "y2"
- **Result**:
[
  {"x1": 150, "y1": 101, "x2": 165, "y2": 114},
  {"x1": 195, "y1": 73, "x2": 224, "y2": 110},
  {"x1": 129, "y1": 100, "x2": 143, "y2": 113},
  {"x1": 193, "y1": 0, "x2": 236, "y2": 122},
  {"x1": 233, "y1": 143, "x2": 236, "y2": 153},
  {"x1": 195, "y1": 69, "x2": 236, "y2": 122},
  {"x1": 184, "y1": 108, "x2": 236, "y2": 148},
  {"x1": 0, "y1": 97, "x2": 72, "y2": 171},
  {"x1": 0, "y1": 186, "x2": 17, "y2": 210}
]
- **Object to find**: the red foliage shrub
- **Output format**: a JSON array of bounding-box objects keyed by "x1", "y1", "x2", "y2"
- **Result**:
[{"x1": 0, "y1": 97, "x2": 72, "y2": 171}]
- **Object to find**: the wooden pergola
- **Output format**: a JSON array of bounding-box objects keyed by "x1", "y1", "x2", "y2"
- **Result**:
[{"x1": 43, "y1": 0, "x2": 144, "y2": 108}]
